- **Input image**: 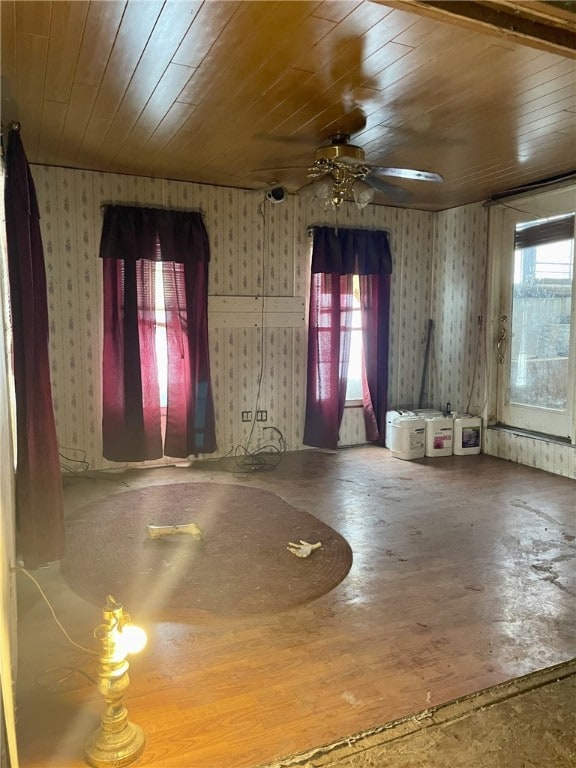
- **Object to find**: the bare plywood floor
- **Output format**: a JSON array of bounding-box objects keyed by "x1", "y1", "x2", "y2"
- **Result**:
[{"x1": 16, "y1": 447, "x2": 576, "y2": 768}]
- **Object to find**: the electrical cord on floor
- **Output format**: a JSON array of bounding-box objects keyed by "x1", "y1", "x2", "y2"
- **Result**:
[
  {"x1": 219, "y1": 426, "x2": 287, "y2": 476},
  {"x1": 18, "y1": 566, "x2": 99, "y2": 657},
  {"x1": 59, "y1": 447, "x2": 90, "y2": 476},
  {"x1": 18, "y1": 567, "x2": 99, "y2": 691},
  {"x1": 60, "y1": 447, "x2": 130, "y2": 486},
  {"x1": 34, "y1": 664, "x2": 97, "y2": 690}
]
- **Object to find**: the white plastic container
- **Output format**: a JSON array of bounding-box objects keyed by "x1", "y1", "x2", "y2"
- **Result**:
[
  {"x1": 453, "y1": 416, "x2": 482, "y2": 455},
  {"x1": 385, "y1": 409, "x2": 413, "y2": 448},
  {"x1": 424, "y1": 416, "x2": 453, "y2": 457},
  {"x1": 414, "y1": 409, "x2": 443, "y2": 419},
  {"x1": 390, "y1": 416, "x2": 425, "y2": 460}
]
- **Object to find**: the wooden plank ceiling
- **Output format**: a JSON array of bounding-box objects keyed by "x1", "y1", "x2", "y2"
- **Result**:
[{"x1": 1, "y1": 0, "x2": 575, "y2": 211}]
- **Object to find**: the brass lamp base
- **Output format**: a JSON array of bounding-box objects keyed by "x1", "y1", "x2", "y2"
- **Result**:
[{"x1": 84, "y1": 721, "x2": 145, "y2": 768}]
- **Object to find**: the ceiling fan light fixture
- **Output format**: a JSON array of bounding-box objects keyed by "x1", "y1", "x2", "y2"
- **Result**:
[
  {"x1": 352, "y1": 179, "x2": 374, "y2": 209},
  {"x1": 298, "y1": 176, "x2": 334, "y2": 201},
  {"x1": 299, "y1": 169, "x2": 373, "y2": 210},
  {"x1": 315, "y1": 177, "x2": 334, "y2": 200},
  {"x1": 292, "y1": 134, "x2": 443, "y2": 210}
]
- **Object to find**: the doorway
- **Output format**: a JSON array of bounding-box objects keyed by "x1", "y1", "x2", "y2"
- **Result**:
[{"x1": 490, "y1": 185, "x2": 576, "y2": 441}]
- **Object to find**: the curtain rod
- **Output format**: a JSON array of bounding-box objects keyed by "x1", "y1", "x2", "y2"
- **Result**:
[
  {"x1": 100, "y1": 202, "x2": 205, "y2": 216},
  {"x1": 306, "y1": 224, "x2": 390, "y2": 237},
  {"x1": 484, "y1": 171, "x2": 576, "y2": 207}
]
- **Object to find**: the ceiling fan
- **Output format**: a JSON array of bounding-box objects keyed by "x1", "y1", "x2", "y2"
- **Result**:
[{"x1": 297, "y1": 133, "x2": 444, "y2": 208}]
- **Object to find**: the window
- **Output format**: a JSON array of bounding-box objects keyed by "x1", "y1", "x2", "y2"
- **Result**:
[
  {"x1": 304, "y1": 226, "x2": 392, "y2": 450},
  {"x1": 345, "y1": 274, "x2": 363, "y2": 403},
  {"x1": 514, "y1": 214, "x2": 574, "y2": 287},
  {"x1": 100, "y1": 205, "x2": 216, "y2": 461},
  {"x1": 510, "y1": 214, "x2": 574, "y2": 411},
  {"x1": 491, "y1": 188, "x2": 576, "y2": 440},
  {"x1": 153, "y1": 263, "x2": 168, "y2": 409}
]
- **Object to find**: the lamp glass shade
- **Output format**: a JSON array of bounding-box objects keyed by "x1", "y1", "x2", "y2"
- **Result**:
[
  {"x1": 298, "y1": 176, "x2": 333, "y2": 201},
  {"x1": 352, "y1": 179, "x2": 374, "y2": 208}
]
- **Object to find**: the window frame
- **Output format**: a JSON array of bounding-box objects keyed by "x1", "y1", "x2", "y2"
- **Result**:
[{"x1": 487, "y1": 185, "x2": 576, "y2": 443}]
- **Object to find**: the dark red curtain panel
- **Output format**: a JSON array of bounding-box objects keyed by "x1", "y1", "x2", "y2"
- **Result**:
[
  {"x1": 303, "y1": 273, "x2": 354, "y2": 449},
  {"x1": 359, "y1": 272, "x2": 392, "y2": 445},
  {"x1": 100, "y1": 205, "x2": 216, "y2": 461},
  {"x1": 4, "y1": 127, "x2": 64, "y2": 568},
  {"x1": 161, "y1": 258, "x2": 215, "y2": 457},
  {"x1": 303, "y1": 226, "x2": 392, "y2": 450},
  {"x1": 102, "y1": 259, "x2": 163, "y2": 460}
]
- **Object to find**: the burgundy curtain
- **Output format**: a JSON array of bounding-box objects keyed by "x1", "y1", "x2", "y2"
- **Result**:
[
  {"x1": 102, "y1": 258, "x2": 163, "y2": 460},
  {"x1": 303, "y1": 226, "x2": 392, "y2": 450},
  {"x1": 100, "y1": 205, "x2": 216, "y2": 461},
  {"x1": 4, "y1": 127, "x2": 64, "y2": 568},
  {"x1": 359, "y1": 272, "x2": 391, "y2": 444},
  {"x1": 303, "y1": 273, "x2": 354, "y2": 449}
]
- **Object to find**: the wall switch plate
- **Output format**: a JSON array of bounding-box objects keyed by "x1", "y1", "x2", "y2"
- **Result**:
[
  {"x1": 241, "y1": 411, "x2": 252, "y2": 422},
  {"x1": 256, "y1": 410, "x2": 267, "y2": 422}
]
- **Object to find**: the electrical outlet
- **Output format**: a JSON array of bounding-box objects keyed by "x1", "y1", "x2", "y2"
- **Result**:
[
  {"x1": 241, "y1": 411, "x2": 252, "y2": 422},
  {"x1": 256, "y1": 410, "x2": 267, "y2": 422}
]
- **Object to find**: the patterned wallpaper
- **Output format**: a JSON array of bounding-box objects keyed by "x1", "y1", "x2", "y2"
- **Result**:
[
  {"x1": 31, "y1": 166, "x2": 574, "y2": 478},
  {"x1": 32, "y1": 165, "x2": 436, "y2": 470},
  {"x1": 431, "y1": 201, "x2": 575, "y2": 480},
  {"x1": 431, "y1": 203, "x2": 488, "y2": 416},
  {"x1": 483, "y1": 428, "x2": 576, "y2": 479}
]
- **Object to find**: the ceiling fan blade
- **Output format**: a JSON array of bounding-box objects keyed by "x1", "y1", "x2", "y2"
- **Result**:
[
  {"x1": 254, "y1": 132, "x2": 317, "y2": 145},
  {"x1": 371, "y1": 166, "x2": 444, "y2": 183},
  {"x1": 257, "y1": 103, "x2": 368, "y2": 147},
  {"x1": 364, "y1": 173, "x2": 412, "y2": 204},
  {"x1": 247, "y1": 165, "x2": 309, "y2": 174}
]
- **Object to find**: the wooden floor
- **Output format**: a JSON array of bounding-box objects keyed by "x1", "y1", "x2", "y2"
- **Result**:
[{"x1": 16, "y1": 447, "x2": 576, "y2": 768}]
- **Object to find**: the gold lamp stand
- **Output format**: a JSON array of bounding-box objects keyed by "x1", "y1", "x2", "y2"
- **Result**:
[{"x1": 85, "y1": 596, "x2": 146, "y2": 768}]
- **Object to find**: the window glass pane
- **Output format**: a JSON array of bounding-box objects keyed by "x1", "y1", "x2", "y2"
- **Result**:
[
  {"x1": 346, "y1": 275, "x2": 363, "y2": 401},
  {"x1": 154, "y1": 263, "x2": 168, "y2": 408},
  {"x1": 510, "y1": 224, "x2": 574, "y2": 411}
]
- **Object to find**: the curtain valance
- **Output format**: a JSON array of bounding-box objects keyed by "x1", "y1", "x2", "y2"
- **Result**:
[
  {"x1": 310, "y1": 226, "x2": 392, "y2": 275},
  {"x1": 100, "y1": 205, "x2": 210, "y2": 264}
]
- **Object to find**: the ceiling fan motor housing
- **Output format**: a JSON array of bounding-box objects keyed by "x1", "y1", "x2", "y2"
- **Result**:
[{"x1": 314, "y1": 140, "x2": 366, "y2": 166}]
